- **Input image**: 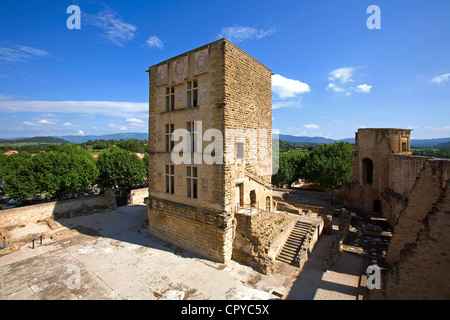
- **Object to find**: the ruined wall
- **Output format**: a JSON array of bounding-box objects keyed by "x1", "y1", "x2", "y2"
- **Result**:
[
  {"x1": 343, "y1": 129, "x2": 450, "y2": 299},
  {"x1": 129, "y1": 188, "x2": 149, "y2": 205},
  {"x1": 0, "y1": 190, "x2": 116, "y2": 228},
  {"x1": 232, "y1": 209, "x2": 294, "y2": 274},
  {"x1": 386, "y1": 159, "x2": 450, "y2": 264},
  {"x1": 342, "y1": 129, "x2": 428, "y2": 226},
  {"x1": 370, "y1": 180, "x2": 450, "y2": 299},
  {"x1": 146, "y1": 196, "x2": 234, "y2": 263}
]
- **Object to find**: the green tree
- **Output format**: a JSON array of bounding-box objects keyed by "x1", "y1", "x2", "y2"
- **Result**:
[
  {"x1": 1, "y1": 152, "x2": 39, "y2": 200},
  {"x1": 1, "y1": 146, "x2": 98, "y2": 200},
  {"x1": 0, "y1": 154, "x2": 7, "y2": 180},
  {"x1": 118, "y1": 139, "x2": 145, "y2": 153},
  {"x1": 96, "y1": 147, "x2": 147, "y2": 196},
  {"x1": 33, "y1": 145, "x2": 99, "y2": 198},
  {"x1": 272, "y1": 151, "x2": 307, "y2": 188},
  {"x1": 300, "y1": 142, "x2": 354, "y2": 192}
]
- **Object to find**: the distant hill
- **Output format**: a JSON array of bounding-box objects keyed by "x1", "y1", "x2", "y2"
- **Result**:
[
  {"x1": 0, "y1": 136, "x2": 70, "y2": 144},
  {"x1": 57, "y1": 132, "x2": 148, "y2": 144},
  {"x1": 276, "y1": 134, "x2": 450, "y2": 148},
  {"x1": 276, "y1": 134, "x2": 355, "y2": 145},
  {"x1": 277, "y1": 134, "x2": 337, "y2": 145},
  {"x1": 410, "y1": 138, "x2": 450, "y2": 148},
  {"x1": 2, "y1": 132, "x2": 448, "y2": 147},
  {"x1": 434, "y1": 141, "x2": 450, "y2": 149}
]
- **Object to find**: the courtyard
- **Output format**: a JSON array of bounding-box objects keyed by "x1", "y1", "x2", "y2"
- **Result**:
[{"x1": 0, "y1": 204, "x2": 365, "y2": 300}]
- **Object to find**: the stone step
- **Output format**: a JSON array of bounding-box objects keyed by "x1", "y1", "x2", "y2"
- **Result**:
[
  {"x1": 277, "y1": 256, "x2": 294, "y2": 264},
  {"x1": 277, "y1": 220, "x2": 314, "y2": 266}
]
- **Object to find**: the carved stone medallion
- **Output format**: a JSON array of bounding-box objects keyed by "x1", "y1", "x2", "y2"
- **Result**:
[
  {"x1": 195, "y1": 49, "x2": 208, "y2": 75},
  {"x1": 157, "y1": 64, "x2": 168, "y2": 86},
  {"x1": 174, "y1": 56, "x2": 188, "y2": 84}
]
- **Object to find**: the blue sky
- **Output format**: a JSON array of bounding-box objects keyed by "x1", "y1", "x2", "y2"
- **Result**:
[{"x1": 0, "y1": 0, "x2": 449, "y2": 140}]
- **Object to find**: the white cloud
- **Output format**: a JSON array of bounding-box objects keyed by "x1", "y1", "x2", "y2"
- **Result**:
[
  {"x1": 272, "y1": 74, "x2": 310, "y2": 99},
  {"x1": 430, "y1": 73, "x2": 450, "y2": 84},
  {"x1": 426, "y1": 126, "x2": 450, "y2": 131},
  {"x1": 272, "y1": 98, "x2": 303, "y2": 110},
  {"x1": 0, "y1": 100, "x2": 147, "y2": 118},
  {"x1": 125, "y1": 117, "x2": 146, "y2": 127},
  {"x1": 303, "y1": 124, "x2": 319, "y2": 129},
  {"x1": 326, "y1": 82, "x2": 345, "y2": 92},
  {"x1": 107, "y1": 123, "x2": 127, "y2": 131},
  {"x1": 76, "y1": 130, "x2": 85, "y2": 136},
  {"x1": 0, "y1": 43, "x2": 48, "y2": 64},
  {"x1": 83, "y1": 8, "x2": 137, "y2": 46},
  {"x1": 327, "y1": 67, "x2": 372, "y2": 95},
  {"x1": 36, "y1": 119, "x2": 56, "y2": 125},
  {"x1": 146, "y1": 36, "x2": 163, "y2": 49},
  {"x1": 328, "y1": 68, "x2": 355, "y2": 83},
  {"x1": 354, "y1": 84, "x2": 372, "y2": 93},
  {"x1": 22, "y1": 119, "x2": 56, "y2": 126},
  {"x1": 22, "y1": 121, "x2": 39, "y2": 127},
  {"x1": 218, "y1": 25, "x2": 278, "y2": 43}
]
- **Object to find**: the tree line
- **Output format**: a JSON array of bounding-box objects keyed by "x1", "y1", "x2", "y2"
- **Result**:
[
  {"x1": 272, "y1": 142, "x2": 354, "y2": 192},
  {"x1": 412, "y1": 148, "x2": 450, "y2": 159},
  {"x1": 0, "y1": 145, "x2": 148, "y2": 202}
]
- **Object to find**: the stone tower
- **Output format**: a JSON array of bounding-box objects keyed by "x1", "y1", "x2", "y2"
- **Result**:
[
  {"x1": 342, "y1": 128, "x2": 416, "y2": 222},
  {"x1": 145, "y1": 39, "x2": 273, "y2": 263}
]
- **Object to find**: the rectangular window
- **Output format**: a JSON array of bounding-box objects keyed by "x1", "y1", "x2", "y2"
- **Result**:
[
  {"x1": 187, "y1": 80, "x2": 198, "y2": 108},
  {"x1": 165, "y1": 124, "x2": 174, "y2": 152},
  {"x1": 166, "y1": 86, "x2": 175, "y2": 111},
  {"x1": 236, "y1": 142, "x2": 244, "y2": 159},
  {"x1": 187, "y1": 121, "x2": 197, "y2": 153},
  {"x1": 165, "y1": 165, "x2": 174, "y2": 194},
  {"x1": 186, "y1": 166, "x2": 198, "y2": 199}
]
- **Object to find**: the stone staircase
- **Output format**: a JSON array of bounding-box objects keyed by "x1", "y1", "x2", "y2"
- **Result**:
[{"x1": 277, "y1": 220, "x2": 315, "y2": 266}]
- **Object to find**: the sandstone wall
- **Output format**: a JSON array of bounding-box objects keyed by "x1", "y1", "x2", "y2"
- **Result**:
[
  {"x1": 386, "y1": 159, "x2": 450, "y2": 264},
  {"x1": 129, "y1": 188, "x2": 149, "y2": 205},
  {"x1": 0, "y1": 190, "x2": 116, "y2": 228},
  {"x1": 146, "y1": 196, "x2": 234, "y2": 263},
  {"x1": 147, "y1": 39, "x2": 225, "y2": 212},
  {"x1": 369, "y1": 179, "x2": 450, "y2": 299},
  {"x1": 222, "y1": 39, "x2": 273, "y2": 210},
  {"x1": 232, "y1": 209, "x2": 294, "y2": 274},
  {"x1": 146, "y1": 39, "x2": 273, "y2": 264}
]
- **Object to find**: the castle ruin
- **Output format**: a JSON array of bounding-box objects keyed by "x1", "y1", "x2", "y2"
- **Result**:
[{"x1": 342, "y1": 128, "x2": 450, "y2": 299}]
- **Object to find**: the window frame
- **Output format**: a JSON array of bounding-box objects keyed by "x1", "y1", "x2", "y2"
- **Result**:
[
  {"x1": 187, "y1": 80, "x2": 198, "y2": 108},
  {"x1": 165, "y1": 123, "x2": 174, "y2": 152},
  {"x1": 186, "y1": 166, "x2": 198, "y2": 199},
  {"x1": 165, "y1": 164, "x2": 175, "y2": 194},
  {"x1": 165, "y1": 86, "x2": 175, "y2": 111}
]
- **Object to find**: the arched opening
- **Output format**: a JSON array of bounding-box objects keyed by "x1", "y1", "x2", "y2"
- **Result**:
[
  {"x1": 373, "y1": 199, "x2": 382, "y2": 214},
  {"x1": 250, "y1": 190, "x2": 256, "y2": 207},
  {"x1": 265, "y1": 196, "x2": 271, "y2": 211},
  {"x1": 362, "y1": 158, "x2": 373, "y2": 185}
]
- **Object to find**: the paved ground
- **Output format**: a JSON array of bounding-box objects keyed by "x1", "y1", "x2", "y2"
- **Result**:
[
  {"x1": 0, "y1": 204, "x2": 364, "y2": 300},
  {"x1": 285, "y1": 235, "x2": 364, "y2": 299}
]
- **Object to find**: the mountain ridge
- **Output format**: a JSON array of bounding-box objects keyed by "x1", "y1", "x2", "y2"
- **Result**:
[{"x1": 2, "y1": 132, "x2": 450, "y2": 148}]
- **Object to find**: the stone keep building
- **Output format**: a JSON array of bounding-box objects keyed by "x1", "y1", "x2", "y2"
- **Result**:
[{"x1": 145, "y1": 39, "x2": 273, "y2": 264}]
